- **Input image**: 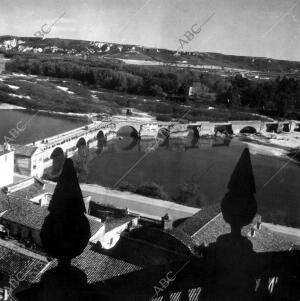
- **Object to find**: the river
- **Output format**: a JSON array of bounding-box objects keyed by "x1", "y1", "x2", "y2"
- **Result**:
[
  {"x1": 0, "y1": 109, "x2": 87, "y2": 145},
  {"x1": 0, "y1": 110, "x2": 299, "y2": 227},
  {"x1": 86, "y1": 133, "x2": 300, "y2": 228}
]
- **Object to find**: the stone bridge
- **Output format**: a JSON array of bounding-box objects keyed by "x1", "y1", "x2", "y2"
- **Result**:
[{"x1": 17, "y1": 117, "x2": 299, "y2": 177}]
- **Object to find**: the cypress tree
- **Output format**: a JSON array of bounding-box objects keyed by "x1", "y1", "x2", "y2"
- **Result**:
[{"x1": 41, "y1": 159, "x2": 91, "y2": 267}]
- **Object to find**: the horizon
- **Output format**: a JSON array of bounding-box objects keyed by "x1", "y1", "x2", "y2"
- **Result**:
[
  {"x1": 1, "y1": 34, "x2": 300, "y2": 64},
  {"x1": 1, "y1": 0, "x2": 300, "y2": 62}
]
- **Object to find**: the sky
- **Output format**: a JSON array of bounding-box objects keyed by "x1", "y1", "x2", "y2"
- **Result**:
[{"x1": 0, "y1": 0, "x2": 300, "y2": 61}]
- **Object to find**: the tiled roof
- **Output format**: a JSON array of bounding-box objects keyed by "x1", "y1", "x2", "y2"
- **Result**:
[
  {"x1": 87, "y1": 216, "x2": 103, "y2": 236},
  {"x1": 0, "y1": 244, "x2": 47, "y2": 283},
  {"x1": 43, "y1": 244, "x2": 142, "y2": 284},
  {"x1": 4, "y1": 178, "x2": 46, "y2": 200},
  {"x1": 176, "y1": 203, "x2": 221, "y2": 236},
  {"x1": 191, "y1": 213, "x2": 294, "y2": 253},
  {"x1": 176, "y1": 203, "x2": 294, "y2": 253},
  {"x1": 14, "y1": 145, "x2": 39, "y2": 157},
  {"x1": 1, "y1": 197, "x2": 49, "y2": 230},
  {"x1": 105, "y1": 216, "x2": 135, "y2": 233},
  {"x1": 73, "y1": 245, "x2": 142, "y2": 283}
]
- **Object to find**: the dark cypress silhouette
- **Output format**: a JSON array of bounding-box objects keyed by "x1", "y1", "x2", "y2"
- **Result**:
[
  {"x1": 221, "y1": 147, "x2": 257, "y2": 233},
  {"x1": 201, "y1": 148, "x2": 258, "y2": 300},
  {"x1": 40, "y1": 158, "x2": 91, "y2": 267}
]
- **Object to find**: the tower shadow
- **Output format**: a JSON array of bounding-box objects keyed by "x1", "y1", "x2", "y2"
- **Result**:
[{"x1": 200, "y1": 148, "x2": 257, "y2": 300}]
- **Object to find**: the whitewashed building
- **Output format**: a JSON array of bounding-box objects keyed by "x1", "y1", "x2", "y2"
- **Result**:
[{"x1": 0, "y1": 144, "x2": 14, "y2": 188}]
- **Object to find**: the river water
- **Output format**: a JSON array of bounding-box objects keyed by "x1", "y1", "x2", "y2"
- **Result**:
[
  {"x1": 0, "y1": 110, "x2": 86, "y2": 145},
  {"x1": 87, "y1": 134, "x2": 300, "y2": 227},
  {"x1": 0, "y1": 110, "x2": 299, "y2": 227}
]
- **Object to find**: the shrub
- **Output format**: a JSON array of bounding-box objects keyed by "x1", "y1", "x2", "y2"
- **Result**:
[
  {"x1": 135, "y1": 182, "x2": 169, "y2": 200},
  {"x1": 118, "y1": 181, "x2": 137, "y2": 193}
]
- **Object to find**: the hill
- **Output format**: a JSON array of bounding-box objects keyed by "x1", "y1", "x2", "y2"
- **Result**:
[{"x1": 1, "y1": 35, "x2": 300, "y2": 74}]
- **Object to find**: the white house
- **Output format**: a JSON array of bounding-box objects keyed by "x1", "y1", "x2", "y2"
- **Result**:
[
  {"x1": 0, "y1": 144, "x2": 14, "y2": 188},
  {"x1": 90, "y1": 216, "x2": 139, "y2": 249}
]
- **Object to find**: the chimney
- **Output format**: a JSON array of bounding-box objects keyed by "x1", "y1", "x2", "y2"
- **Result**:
[
  {"x1": 256, "y1": 216, "x2": 262, "y2": 230},
  {"x1": 161, "y1": 213, "x2": 173, "y2": 230}
]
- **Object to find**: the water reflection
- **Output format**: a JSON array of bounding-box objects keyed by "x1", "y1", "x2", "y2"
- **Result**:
[
  {"x1": 184, "y1": 136, "x2": 199, "y2": 151},
  {"x1": 88, "y1": 131, "x2": 300, "y2": 227}
]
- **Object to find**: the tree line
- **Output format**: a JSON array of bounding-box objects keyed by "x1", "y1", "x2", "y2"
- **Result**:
[{"x1": 5, "y1": 55, "x2": 300, "y2": 119}]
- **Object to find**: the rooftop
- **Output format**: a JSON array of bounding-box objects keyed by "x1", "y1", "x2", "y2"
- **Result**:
[
  {"x1": 0, "y1": 242, "x2": 47, "y2": 283},
  {"x1": 105, "y1": 216, "x2": 136, "y2": 233},
  {"x1": 3, "y1": 177, "x2": 46, "y2": 200},
  {"x1": 178, "y1": 205, "x2": 295, "y2": 253},
  {"x1": 0, "y1": 144, "x2": 14, "y2": 155},
  {"x1": 1, "y1": 197, "x2": 48, "y2": 230},
  {"x1": 176, "y1": 203, "x2": 221, "y2": 236},
  {"x1": 87, "y1": 215, "x2": 103, "y2": 236},
  {"x1": 14, "y1": 145, "x2": 40, "y2": 157}
]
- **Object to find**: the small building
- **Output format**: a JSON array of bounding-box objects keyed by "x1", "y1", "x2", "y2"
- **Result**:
[
  {"x1": 3, "y1": 177, "x2": 48, "y2": 206},
  {"x1": 0, "y1": 196, "x2": 48, "y2": 246},
  {"x1": 90, "y1": 215, "x2": 139, "y2": 249},
  {"x1": 14, "y1": 146, "x2": 44, "y2": 178},
  {"x1": 0, "y1": 144, "x2": 14, "y2": 188},
  {"x1": 188, "y1": 82, "x2": 210, "y2": 97}
]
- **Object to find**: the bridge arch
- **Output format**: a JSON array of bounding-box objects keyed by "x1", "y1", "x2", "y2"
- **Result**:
[
  {"x1": 117, "y1": 125, "x2": 140, "y2": 138},
  {"x1": 240, "y1": 126, "x2": 257, "y2": 134},
  {"x1": 157, "y1": 127, "x2": 170, "y2": 139},
  {"x1": 76, "y1": 137, "x2": 87, "y2": 148},
  {"x1": 50, "y1": 147, "x2": 65, "y2": 175},
  {"x1": 214, "y1": 124, "x2": 233, "y2": 136},
  {"x1": 97, "y1": 130, "x2": 107, "y2": 149},
  {"x1": 187, "y1": 125, "x2": 200, "y2": 138}
]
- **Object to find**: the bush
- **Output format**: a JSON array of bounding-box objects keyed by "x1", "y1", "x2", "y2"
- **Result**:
[
  {"x1": 135, "y1": 182, "x2": 169, "y2": 200},
  {"x1": 173, "y1": 182, "x2": 204, "y2": 207},
  {"x1": 118, "y1": 181, "x2": 136, "y2": 193}
]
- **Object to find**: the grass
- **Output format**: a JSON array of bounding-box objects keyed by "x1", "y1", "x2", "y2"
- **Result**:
[
  {"x1": 0, "y1": 74, "x2": 122, "y2": 114},
  {"x1": 0, "y1": 72, "x2": 269, "y2": 122}
]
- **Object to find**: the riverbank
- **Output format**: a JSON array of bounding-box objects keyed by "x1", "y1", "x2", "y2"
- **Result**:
[
  {"x1": 239, "y1": 131, "x2": 300, "y2": 160},
  {"x1": 0, "y1": 102, "x2": 25, "y2": 109},
  {"x1": 44, "y1": 180, "x2": 199, "y2": 221}
]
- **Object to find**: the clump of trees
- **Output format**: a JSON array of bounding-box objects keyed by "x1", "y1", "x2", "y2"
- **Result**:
[
  {"x1": 173, "y1": 182, "x2": 204, "y2": 207},
  {"x1": 216, "y1": 75, "x2": 300, "y2": 118},
  {"x1": 118, "y1": 181, "x2": 169, "y2": 200},
  {"x1": 6, "y1": 55, "x2": 300, "y2": 120},
  {"x1": 5, "y1": 55, "x2": 223, "y2": 98}
]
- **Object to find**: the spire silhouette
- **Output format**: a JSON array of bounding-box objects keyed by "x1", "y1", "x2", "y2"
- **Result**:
[
  {"x1": 41, "y1": 158, "x2": 91, "y2": 266},
  {"x1": 227, "y1": 147, "x2": 256, "y2": 195},
  {"x1": 48, "y1": 158, "x2": 86, "y2": 215},
  {"x1": 221, "y1": 148, "x2": 257, "y2": 233}
]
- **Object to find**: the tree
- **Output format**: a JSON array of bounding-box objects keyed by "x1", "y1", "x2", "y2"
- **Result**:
[
  {"x1": 40, "y1": 159, "x2": 91, "y2": 267},
  {"x1": 135, "y1": 182, "x2": 169, "y2": 200},
  {"x1": 173, "y1": 182, "x2": 203, "y2": 207}
]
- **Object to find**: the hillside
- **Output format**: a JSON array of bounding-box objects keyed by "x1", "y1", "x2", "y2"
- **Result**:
[{"x1": 1, "y1": 35, "x2": 300, "y2": 74}]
